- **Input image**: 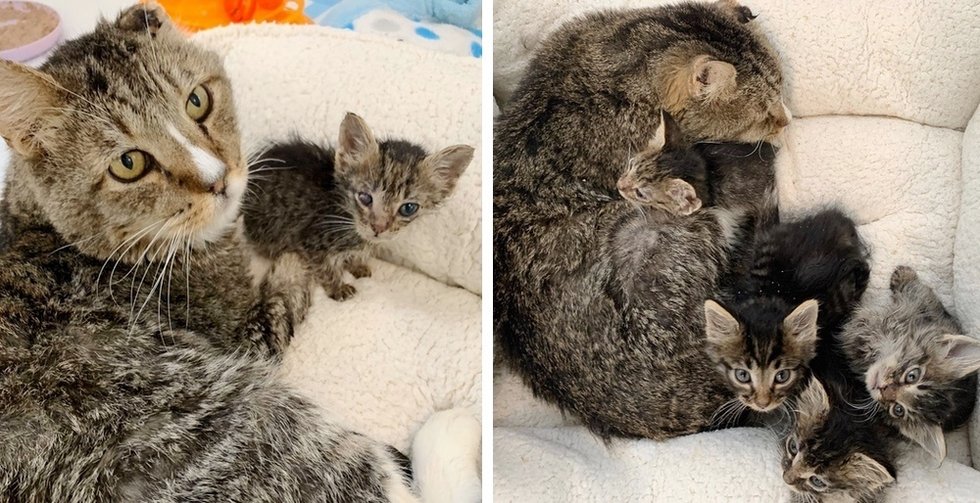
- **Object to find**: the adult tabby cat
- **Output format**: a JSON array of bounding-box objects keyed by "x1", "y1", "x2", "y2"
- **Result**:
[
  {"x1": 494, "y1": 0, "x2": 787, "y2": 438},
  {"x1": 0, "y1": 5, "x2": 416, "y2": 502}
]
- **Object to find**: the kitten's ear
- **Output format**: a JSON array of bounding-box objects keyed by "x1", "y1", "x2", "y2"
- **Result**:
[
  {"x1": 704, "y1": 300, "x2": 740, "y2": 355},
  {"x1": 114, "y1": 3, "x2": 174, "y2": 38},
  {"x1": 0, "y1": 60, "x2": 61, "y2": 156},
  {"x1": 844, "y1": 453, "x2": 896, "y2": 488},
  {"x1": 422, "y1": 145, "x2": 474, "y2": 198},
  {"x1": 796, "y1": 378, "x2": 830, "y2": 420},
  {"x1": 665, "y1": 55, "x2": 737, "y2": 111},
  {"x1": 663, "y1": 178, "x2": 701, "y2": 216},
  {"x1": 939, "y1": 334, "x2": 980, "y2": 379},
  {"x1": 647, "y1": 111, "x2": 668, "y2": 152},
  {"x1": 783, "y1": 300, "x2": 819, "y2": 355},
  {"x1": 648, "y1": 111, "x2": 685, "y2": 152},
  {"x1": 336, "y1": 113, "x2": 380, "y2": 171},
  {"x1": 902, "y1": 423, "x2": 946, "y2": 462}
]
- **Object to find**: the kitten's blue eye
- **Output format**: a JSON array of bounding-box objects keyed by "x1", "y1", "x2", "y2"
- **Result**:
[
  {"x1": 734, "y1": 369, "x2": 751, "y2": 383},
  {"x1": 786, "y1": 436, "x2": 798, "y2": 456},
  {"x1": 904, "y1": 367, "x2": 921, "y2": 384},
  {"x1": 774, "y1": 369, "x2": 791, "y2": 384},
  {"x1": 398, "y1": 202, "x2": 420, "y2": 217},
  {"x1": 808, "y1": 476, "x2": 827, "y2": 489},
  {"x1": 890, "y1": 403, "x2": 906, "y2": 418},
  {"x1": 357, "y1": 192, "x2": 373, "y2": 206}
]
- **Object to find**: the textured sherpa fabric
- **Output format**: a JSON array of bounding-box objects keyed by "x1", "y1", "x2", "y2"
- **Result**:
[
  {"x1": 958, "y1": 105, "x2": 980, "y2": 465},
  {"x1": 493, "y1": 0, "x2": 980, "y2": 500},
  {"x1": 191, "y1": 23, "x2": 481, "y2": 457}
]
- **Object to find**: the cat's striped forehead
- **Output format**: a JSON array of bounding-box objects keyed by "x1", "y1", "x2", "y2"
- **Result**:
[{"x1": 371, "y1": 139, "x2": 429, "y2": 195}]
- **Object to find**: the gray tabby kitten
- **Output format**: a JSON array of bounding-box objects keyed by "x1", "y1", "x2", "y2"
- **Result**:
[
  {"x1": 0, "y1": 5, "x2": 416, "y2": 502},
  {"x1": 839, "y1": 266, "x2": 980, "y2": 462},
  {"x1": 782, "y1": 378, "x2": 897, "y2": 503},
  {"x1": 242, "y1": 113, "x2": 472, "y2": 301},
  {"x1": 494, "y1": 0, "x2": 785, "y2": 439}
]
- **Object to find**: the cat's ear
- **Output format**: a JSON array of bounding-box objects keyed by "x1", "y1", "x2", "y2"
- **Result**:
[
  {"x1": 336, "y1": 113, "x2": 380, "y2": 171},
  {"x1": 114, "y1": 3, "x2": 174, "y2": 38},
  {"x1": 704, "y1": 300, "x2": 741, "y2": 356},
  {"x1": 901, "y1": 422, "x2": 946, "y2": 462},
  {"x1": 0, "y1": 60, "x2": 61, "y2": 156},
  {"x1": 783, "y1": 300, "x2": 819, "y2": 356},
  {"x1": 422, "y1": 145, "x2": 474, "y2": 198},
  {"x1": 843, "y1": 453, "x2": 896, "y2": 489},
  {"x1": 939, "y1": 334, "x2": 980, "y2": 379},
  {"x1": 665, "y1": 55, "x2": 737, "y2": 111},
  {"x1": 797, "y1": 378, "x2": 830, "y2": 420}
]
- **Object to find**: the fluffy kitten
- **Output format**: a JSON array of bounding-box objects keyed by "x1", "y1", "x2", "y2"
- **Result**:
[
  {"x1": 243, "y1": 113, "x2": 472, "y2": 300},
  {"x1": 782, "y1": 377, "x2": 897, "y2": 503},
  {"x1": 494, "y1": 0, "x2": 788, "y2": 438},
  {"x1": 705, "y1": 209, "x2": 870, "y2": 414},
  {"x1": 0, "y1": 5, "x2": 416, "y2": 501},
  {"x1": 839, "y1": 266, "x2": 980, "y2": 461}
]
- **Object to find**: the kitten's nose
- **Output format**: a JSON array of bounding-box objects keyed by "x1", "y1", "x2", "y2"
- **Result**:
[
  {"x1": 209, "y1": 179, "x2": 227, "y2": 196},
  {"x1": 881, "y1": 384, "x2": 899, "y2": 402},
  {"x1": 371, "y1": 221, "x2": 389, "y2": 236},
  {"x1": 782, "y1": 471, "x2": 796, "y2": 485}
]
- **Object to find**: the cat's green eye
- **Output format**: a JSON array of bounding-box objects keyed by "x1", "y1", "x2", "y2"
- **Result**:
[
  {"x1": 108, "y1": 150, "x2": 150, "y2": 182},
  {"x1": 890, "y1": 403, "x2": 906, "y2": 418},
  {"x1": 734, "y1": 369, "x2": 751, "y2": 383},
  {"x1": 774, "y1": 369, "x2": 791, "y2": 384},
  {"x1": 904, "y1": 367, "x2": 921, "y2": 384},
  {"x1": 398, "y1": 202, "x2": 420, "y2": 217},
  {"x1": 186, "y1": 85, "x2": 212, "y2": 122}
]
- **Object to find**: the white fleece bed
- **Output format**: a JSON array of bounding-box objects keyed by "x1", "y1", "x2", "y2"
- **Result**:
[
  {"x1": 493, "y1": 0, "x2": 980, "y2": 500},
  {"x1": 188, "y1": 24, "x2": 483, "y2": 497}
]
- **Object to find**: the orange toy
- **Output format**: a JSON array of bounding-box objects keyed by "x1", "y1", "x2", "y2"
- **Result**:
[{"x1": 150, "y1": 0, "x2": 311, "y2": 32}]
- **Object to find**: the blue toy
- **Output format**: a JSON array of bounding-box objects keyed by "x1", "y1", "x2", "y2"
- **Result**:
[{"x1": 307, "y1": 0, "x2": 480, "y2": 29}]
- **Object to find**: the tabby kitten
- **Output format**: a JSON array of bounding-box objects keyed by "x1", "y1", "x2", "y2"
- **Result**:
[
  {"x1": 782, "y1": 378, "x2": 897, "y2": 503},
  {"x1": 617, "y1": 112, "x2": 707, "y2": 215},
  {"x1": 0, "y1": 5, "x2": 416, "y2": 501},
  {"x1": 243, "y1": 113, "x2": 472, "y2": 300},
  {"x1": 705, "y1": 209, "x2": 870, "y2": 413},
  {"x1": 494, "y1": 0, "x2": 789, "y2": 439},
  {"x1": 839, "y1": 266, "x2": 980, "y2": 462}
]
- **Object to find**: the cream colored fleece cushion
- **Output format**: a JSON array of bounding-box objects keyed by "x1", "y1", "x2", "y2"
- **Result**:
[{"x1": 192, "y1": 24, "x2": 481, "y2": 453}]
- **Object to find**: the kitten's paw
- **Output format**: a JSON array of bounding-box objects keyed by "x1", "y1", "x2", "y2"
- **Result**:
[
  {"x1": 327, "y1": 283, "x2": 357, "y2": 301},
  {"x1": 890, "y1": 265, "x2": 918, "y2": 292},
  {"x1": 348, "y1": 263, "x2": 372, "y2": 278}
]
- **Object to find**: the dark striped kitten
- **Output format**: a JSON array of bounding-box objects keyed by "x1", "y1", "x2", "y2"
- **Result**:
[
  {"x1": 839, "y1": 266, "x2": 980, "y2": 461},
  {"x1": 704, "y1": 209, "x2": 870, "y2": 413},
  {"x1": 243, "y1": 113, "x2": 473, "y2": 300},
  {"x1": 782, "y1": 377, "x2": 897, "y2": 503}
]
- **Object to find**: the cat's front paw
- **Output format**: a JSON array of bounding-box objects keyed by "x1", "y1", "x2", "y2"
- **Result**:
[
  {"x1": 348, "y1": 262, "x2": 372, "y2": 279},
  {"x1": 327, "y1": 283, "x2": 357, "y2": 301},
  {"x1": 890, "y1": 265, "x2": 918, "y2": 292}
]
